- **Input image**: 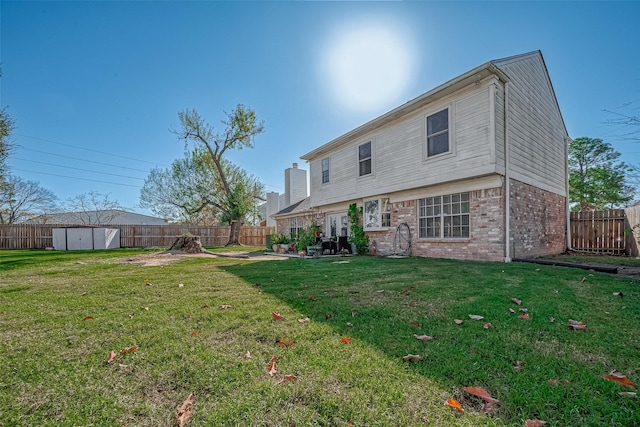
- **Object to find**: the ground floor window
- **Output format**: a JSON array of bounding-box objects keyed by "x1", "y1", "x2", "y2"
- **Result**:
[
  {"x1": 289, "y1": 217, "x2": 304, "y2": 238},
  {"x1": 418, "y1": 192, "x2": 469, "y2": 238},
  {"x1": 363, "y1": 198, "x2": 391, "y2": 230}
]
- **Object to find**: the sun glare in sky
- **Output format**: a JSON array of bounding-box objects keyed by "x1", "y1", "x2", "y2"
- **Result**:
[{"x1": 322, "y1": 19, "x2": 417, "y2": 114}]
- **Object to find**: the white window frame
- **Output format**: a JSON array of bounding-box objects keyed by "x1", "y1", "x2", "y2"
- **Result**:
[
  {"x1": 418, "y1": 192, "x2": 470, "y2": 239},
  {"x1": 358, "y1": 141, "x2": 373, "y2": 177},
  {"x1": 327, "y1": 213, "x2": 349, "y2": 238},
  {"x1": 321, "y1": 158, "x2": 330, "y2": 184},
  {"x1": 425, "y1": 107, "x2": 452, "y2": 159},
  {"x1": 363, "y1": 197, "x2": 391, "y2": 231},
  {"x1": 289, "y1": 216, "x2": 304, "y2": 238}
]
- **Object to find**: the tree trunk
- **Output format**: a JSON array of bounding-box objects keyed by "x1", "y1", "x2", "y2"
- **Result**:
[
  {"x1": 169, "y1": 236, "x2": 206, "y2": 253},
  {"x1": 226, "y1": 217, "x2": 243, "y2": 246}
]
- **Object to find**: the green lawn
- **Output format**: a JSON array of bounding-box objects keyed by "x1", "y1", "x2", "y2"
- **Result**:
[{"x1": 1, "y1": 249, "x2": 638, "y2": 426}]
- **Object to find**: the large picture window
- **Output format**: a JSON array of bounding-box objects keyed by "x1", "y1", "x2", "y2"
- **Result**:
[
  {"x1": 289, "y1": 217, "x2": 304, "y2": 238},
  {"x1": 358, "y1": 141, "x2": 372, "y2": 176},
  {"x1": 364, "y1": 198, "x2": 391, "y2": 230},
  {"x1": 426, "y1": 108, "x2": 449, "y2": 157},
  {"x1": 418, "y1": 192, "x2": 469, "y2": 238}
]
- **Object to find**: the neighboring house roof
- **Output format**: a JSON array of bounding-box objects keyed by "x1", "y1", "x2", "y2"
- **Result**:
[
  {"x1": 301, "y1": 50, "x2": 566, "y2": 161},
  {"x1": 24, "y1": 209, "x2": 168, "y2": 225},
  {"x1": 272, "y1": 197, "x2": 311, "y2": 218}
]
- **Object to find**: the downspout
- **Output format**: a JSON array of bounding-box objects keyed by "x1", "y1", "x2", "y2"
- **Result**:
[
  {"x1": 564, "y1": 136, "x2": 572, "y2": 251},
  {"x1": 504, "y1": 81, "x2": 511, "y2": 262}
]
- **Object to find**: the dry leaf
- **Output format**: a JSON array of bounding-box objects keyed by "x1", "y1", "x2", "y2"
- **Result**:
[
  {"x1": 106, "y1": 351, "x2": 117, "y2": 364},
  {"x1": 513, "y1": 360, "x2": 523, "y2": 371},
  {"x1": 483, "y1": 322, "x2": 492, "y2": 329},
  {"x1": 324, "y1": 313, "x2": 333, "y2": 320},
  {"x1": 511, "y1": 297, "x2": 522, "y2": 305},
  {"x1": 308, "y1": 295, "x2": 317, "y2": 301},
  {"x1": 444, "y1": 399, "x2": 463, "y2": 412},
  {"x1": 410, "y1": 321, "x2": 422, "y2": 327},
  {"x1": 454, "y1": 319, "x2": 464, "y2": 325},
  {"x1": 568, "y1": 319, "x2": 587, "y2": 330},
  {"x1": 200, "y1": 305, "x2": 209, "y2": 309},
  {"x1": 120, "y1": 345, "x2": 138, "y2": 354},
  {"x1": 400, "y1": 286, "x2": 416, "y2": 295},
  {"x1": 602, "y1": 371, "x2": 636, "y2": 388},
  {"x1": 140, "y1": 306, "x2": 149, "y2": 311},
  {"x1": 128, "y1": 312, "x2": 135, "y2": 319},
  {"x1": 509, "y1": 308, "x2": 516, "y2": 313},
  {"x1": 481, "y1": 401, "x2": 496, "y2": 413},
  {"x1": 278, "y1": 338, "x2": 295, "y2": 348},
  {"x1": 341, "y1": 337, "x2": 352, "y2": 344},
  {"x1": 298, "y1": 317, "x2": 310, "y2": 324},
  {"x1": 619, "y1": 392, "x2": 637, "y2": 397},
  {"x1": 519, "y1": 308, "x2": 528, "y2": 313},
  {"x1": 468, "y1": 314, "x2": 484, "y2": 320},
  {"x1": 518, "y1": 313, "x2": 530, "y2": 319},
  {"x1": 548, "y1": 379, "x2": 569, "y2": 386},
  {"x1": 414, "y1": 334, "x2": 434, "y2": 341},
  {"x1": 346, "y1": 322, "x2": 353, "y2": 327},
  {"x1": 243, "y1": 351, "x2": 251, "y2": 359},
  {"x1": 549, "y1": 316, "x2": 555, "y2": 323},
  {"x1": 525, "y1": 420, "x2": 547, "y2": 427},
  {"x1": 402, "y1": 354, "x2": 422, "y2": 362},
  {"x1": 176, "y1": 393, "x2": 195, "y2": 427},
  {"x1": 463, "y1": 386, "x2": 500, "y2": 404},
  {"x1": 613, "y1": 292, "x2": 623, "y2": 297},
  {"x1": 83, "y1": 315, "x2": 93, "y2": 320},
  {"x1": 219, "y1": 305, "x2": 232, "y2": 309},
  {"x1": 276, "y1": 374, "x2": 298, "y2": 384},
  {"x1": 267, "y1": 356, "x2": 278, "y2": 376},
  {"x1": 271, "y1": 312, "x2": 286, "y2": 321},
  {"x1": 178, "y1": 283, "x2": 184, "y2": 288},
  {"x1": 191, "y1": 330, "x2": 199, "y2": 336}
]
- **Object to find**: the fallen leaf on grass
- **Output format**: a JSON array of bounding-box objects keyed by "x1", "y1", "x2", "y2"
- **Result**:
[
  {"x1": 568, "y1": 319, "x2": 587, "y2": 330},
  {"x1": 271, "y1": 312, "x2": 286, "y2": 321},
  {"x1": 525, "y1": 420, "x2": 547, "y2": 427},
  {"x1": 454, "y1": 319, "x2": 464, "y2": 325},
  {"x1": 483, "y1": 323, "x2": 492, "y2": 329},
  {"x1": 400, "y1": 286, "x2": 416, "y2": 295},
  {"x1": 106, "y1": 351, "x2": 117, "y2": 364},
  {"x1": 140, "y1": 306, "x2": 149, "y2": 311},
  {"x1": 278, "y1": 338, "x2": 295, "y2": 348},
  {"x1": 176, "y1": 393, "x2": 195, "y2": 427},
  {"x1": 613, "y1": 292, "x2": 623, "y2": 297},
  {"x1": 83, "y1": 315, "x2": 93, "y2": 320},
  {"x1": 120, "y1": 345, "x2": 138, "y2": 354},
  {"x1": 519, "y1": 308, "x2": 528, "y2": 313},
  {"x1": 463, "y1": 386, "x2": 500, "y2": 404},
  {"x1": 341, "y1": 337, "x2": 352, "y2": 344},
  {"x1": 619, "y1": 392, "x2": 637, "y2": 397},
  {"x1": 298, "y1": 317, "x2": 310, "y2": 324},
  {"x1": 308, "y1": 295, "x2": 317, "y2": 301},
  {"x1": 244, "y1": 351, "x2": 251, "y2": 359},
  {"x1": 513, "y1": 360, "x2": 523, "y2": 371},
  {"x1": 200, "y1": 305, "x2": 209, "y2": 309},
  {"x1": 191, "y1": 330, "x2": 199, "y2": 336},
  {"x1": 178, "y1": 283, "x2": 184, "y2": 288},
  {"x1": 511, "y1": 297, "x2": 522, "y2": 305},
  {"x1": 509, "y1": 308, "x2": 516, "y2": 313},
  {"x1": 549, "y1": 317, "x2": 555, "y2": 323},
  {"x1": 409, "y1": 321, "x2": 422, "y2": 327},
  {"x1": 267, "y1": 356, "x2": 278, "y2": 376},
  {"x1": 444, "y1": 399, "x2": 463, "y2": 412},
  {"x1": 346, "y1": 322, "x2": 353, "y2": 327},
  {"x1": 518, "y1": 313, "x2": 530, "y2": 320},
  {"x1": 602, "y1": 371, "x2": 636, "y2": 388},
  {"x1": 128, "y1": 312, "x2": 135, "y2": 319},
  {"x1": 548, "y1": 379, "x2": 569, "y2": 386},
  {"x1": 402, "y1": 354, "x2": 422, "y2": 362},
  {"x1": 468, "y1": 314, "x2": 484, "y2": 320},
  {"x1": 414, "y1": 334, "x2": 434, "y2": 341},
  {"x1": 219, "y1": 305, "x2": 232, "y2": 310},
  {"x1": 324, "y1": 313, "x2": 333, "y2": 320},
  {"x1": 276, "y1": 374, "x2": 298, "y2": 384}
]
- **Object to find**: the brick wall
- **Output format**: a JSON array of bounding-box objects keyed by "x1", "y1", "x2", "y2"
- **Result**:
[{"x1": 509, "y1": 179, "x2": 566, "y2": 258}]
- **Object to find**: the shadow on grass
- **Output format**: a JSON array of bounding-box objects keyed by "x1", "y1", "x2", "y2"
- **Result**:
[{"x1": 224, "y1": 256, "x2": 640, "y2": 426}]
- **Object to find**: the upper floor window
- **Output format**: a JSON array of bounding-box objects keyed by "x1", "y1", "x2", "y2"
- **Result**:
[
  {"x1": 364, "y1": 198, "x2": 391, "y2": 230},
  {"x1": 426, "y1": 108, "x2": 449, "y2": 157},
  {"x1": 418, "y1": 192, "x2": 469, "y2": 238},
  {"x1": 322, "y1": 158, "x2": 330, "y2": 183},
  {"x1": 358, "y1": 141, "x2": 372, "y2": 176}
]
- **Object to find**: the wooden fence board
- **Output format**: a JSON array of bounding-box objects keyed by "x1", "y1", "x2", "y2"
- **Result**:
[
  {"x1": 625, "y1": 205, "x2": 640, "y2": 257},
  {"x1": 570, "y1": 209, "x2": 626, "y2": 254},
  {"x1": 0, "y1": 224, "x2": 273, "y2": 250}
]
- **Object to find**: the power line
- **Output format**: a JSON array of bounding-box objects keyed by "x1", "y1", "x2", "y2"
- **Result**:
[
  {"x1": 12, "y1": 157, "x2": 146, "y2": 181},
  {"x1": 14, "y1": 133, "x2": 172, "y2": 167},
  {"x1": 11, "y1": 168, "x2": 142, "y2": 188},
  {"x1": 17, "y1": 147, "x2": 152, "y2": 173}
]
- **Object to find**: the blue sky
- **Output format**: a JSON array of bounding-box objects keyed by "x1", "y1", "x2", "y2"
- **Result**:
[{"x1": 2, "y1": 1, "x2": 639, "y2": 215}]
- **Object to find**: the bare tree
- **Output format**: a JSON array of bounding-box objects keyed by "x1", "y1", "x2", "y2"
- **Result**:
[
  {"x1": 66, "y1": 191, "x2": 125, "y2": 224},
  {"x1": 0, "y1": 175, "x2": 58, "y2": 224}
]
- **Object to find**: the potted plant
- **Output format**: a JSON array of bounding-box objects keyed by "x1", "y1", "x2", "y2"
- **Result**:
[
  {"x1": 270, "y1": 232, "x2": 285, "y2": 252},
  {"x1": 348, "y1": 203, "x2": 369, "y2": 255}
]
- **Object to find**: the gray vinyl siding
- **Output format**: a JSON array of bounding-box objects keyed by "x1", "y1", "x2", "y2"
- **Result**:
[
  {"x1": 309, "y1": 82, "x2": 498, "y2": 207},
  {"x1": 495, "y1": 54, "x2": 567, "y2": 195}
]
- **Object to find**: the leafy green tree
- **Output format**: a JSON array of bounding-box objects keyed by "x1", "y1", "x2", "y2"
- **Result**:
[
  {"x1": 0, "y1": 66, "x2": 15, "y2": 184},
  {"x1": 568, "y1": 137, "x2": 634, "y2": 210},
  {"x1": 172, "y1": 105, "x2": 265, "y2": 245}
]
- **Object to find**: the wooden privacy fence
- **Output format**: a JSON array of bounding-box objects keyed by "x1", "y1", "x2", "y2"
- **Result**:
[
  {"x1": 570, "y1": 209, "x2": 632, "y2": 255},
  {"x1": 0, "y1": 224, "x2": 273, "y2": 250}
]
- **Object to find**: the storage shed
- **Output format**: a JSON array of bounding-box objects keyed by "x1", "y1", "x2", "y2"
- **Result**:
[{"x1": 52, "y1": 227, "x2": 120, "y2": 251}]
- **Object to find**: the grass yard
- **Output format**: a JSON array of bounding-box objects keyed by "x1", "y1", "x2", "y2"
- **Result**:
[{"x1": 0, "y1": 249, "x2": 638, "y2": 426}]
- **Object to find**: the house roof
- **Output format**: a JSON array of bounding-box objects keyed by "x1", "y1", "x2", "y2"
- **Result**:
[
  {"x1": 271, "y1": 197, "x2": 311, "y2": 218},
  {"x1": 301, "y1": 50, "x2": 565, "y2": 161}
]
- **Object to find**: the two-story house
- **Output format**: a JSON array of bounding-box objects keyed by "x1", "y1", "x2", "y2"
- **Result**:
[{"x1": 279, "y1": 51, "x2": 570, "y2": 261}]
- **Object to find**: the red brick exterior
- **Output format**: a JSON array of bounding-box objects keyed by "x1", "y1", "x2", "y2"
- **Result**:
[{"x1": 509, "y1": 179, "x2": 567, "y2": 259}]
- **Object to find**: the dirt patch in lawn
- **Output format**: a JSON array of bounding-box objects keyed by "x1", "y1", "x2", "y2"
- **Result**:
[{"x1": 123, "y1": 250, "x2": 285, "y2": 266}]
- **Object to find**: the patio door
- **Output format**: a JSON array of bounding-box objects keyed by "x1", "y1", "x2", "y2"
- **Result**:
[{"x1": 328, "y1": 214, "x2": 349, "y2": 238}]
